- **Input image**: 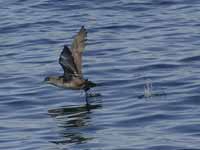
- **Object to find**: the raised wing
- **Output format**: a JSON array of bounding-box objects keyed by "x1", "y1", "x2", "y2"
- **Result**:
[
  {"x1": 59, "y1": 45, "x2": 78, "y2": 80},
  {"x1": 71, "y1": 26, "x2": 87, "y2": 76}
]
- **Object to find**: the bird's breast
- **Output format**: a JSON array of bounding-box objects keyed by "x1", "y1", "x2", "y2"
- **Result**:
[{"x1": 62, "y1": 78, "x2": 85, "y2": 89}]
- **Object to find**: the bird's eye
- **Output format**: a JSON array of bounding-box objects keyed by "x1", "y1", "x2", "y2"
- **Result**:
[{"x1": 44, "y1": 77, "x2": 50, "y2": 81}]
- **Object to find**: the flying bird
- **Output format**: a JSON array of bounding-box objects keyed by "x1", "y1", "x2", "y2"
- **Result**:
[{"x1": 45, "y1": 26, "x2": 96, "y2": 103}]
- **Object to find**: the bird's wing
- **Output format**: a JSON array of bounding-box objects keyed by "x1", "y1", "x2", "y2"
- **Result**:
[
  {"x1": 59, "y1": 45, "x2": 79, "y2": 80},
  {"x1": 71, "y1": 26, "x2": 87, "y2": 76}
]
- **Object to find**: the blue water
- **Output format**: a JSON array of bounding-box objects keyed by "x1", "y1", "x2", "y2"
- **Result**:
[{"x1": 1, "y1": 0, "x2": 200, "y2": 149}]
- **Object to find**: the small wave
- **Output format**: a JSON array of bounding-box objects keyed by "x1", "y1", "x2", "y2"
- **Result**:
[
  {"x1": 135, "y1": 63, "x2": 181, "y2": 71},
  {"x1": 179, "y1": 55, "x2": 200, "y2": 63},
  {"x1": 151, "y1": 0, "x2": 180, "y2": 6},
  {"x1": 94, "y1": 25, "x2": 141, "y2": 31},
  {"x1": 0, "y1": 20, "x2": 62, "y2": 34}
]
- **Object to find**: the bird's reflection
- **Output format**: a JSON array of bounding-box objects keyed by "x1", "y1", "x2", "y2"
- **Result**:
[
  {"x1": 48, "y1": 98, "x2": 102, "y2": 145},
  {"x1": 51, "y1": 132, "x2": 93, "y2": 145}
]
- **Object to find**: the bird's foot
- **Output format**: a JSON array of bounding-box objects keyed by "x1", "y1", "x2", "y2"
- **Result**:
[{"x1": 86, "y1": 89, "x2": 101, "y2": 97}]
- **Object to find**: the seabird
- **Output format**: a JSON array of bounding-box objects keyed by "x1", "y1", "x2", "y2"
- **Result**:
[{"x1": 45, "y1": 26, "x2": 96, "y2": 103}]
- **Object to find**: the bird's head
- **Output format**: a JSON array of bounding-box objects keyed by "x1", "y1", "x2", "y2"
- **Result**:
[{"x1": 44, "y1": 76, "x2": 60, "y2": 84}]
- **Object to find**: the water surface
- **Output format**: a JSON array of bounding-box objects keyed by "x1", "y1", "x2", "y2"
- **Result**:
[{"x1": 1, "y1": 0, "x2": 200, "y2": 150}]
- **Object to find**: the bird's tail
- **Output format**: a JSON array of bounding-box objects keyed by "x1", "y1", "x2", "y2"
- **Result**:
[{"x1": 84, "y1": 79, "x2": 96, "y2": 91}]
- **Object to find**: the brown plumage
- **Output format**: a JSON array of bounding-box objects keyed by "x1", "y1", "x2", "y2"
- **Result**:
[{"x1": 45, "y1": 26, "x2": 96, "y2": 93}]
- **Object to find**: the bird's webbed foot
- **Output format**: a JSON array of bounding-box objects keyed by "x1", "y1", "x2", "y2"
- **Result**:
[{"x1": 85, "y1": 88, "x2": 101, "y2": 98}]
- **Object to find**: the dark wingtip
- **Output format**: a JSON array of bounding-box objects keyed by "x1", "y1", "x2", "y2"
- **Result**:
[
  {"x1": 64, "y1": 44, "x2": 69, "y2": 49},
  {"x1": 80, "y1": 26, "x2": 87, "y2": 32}
]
